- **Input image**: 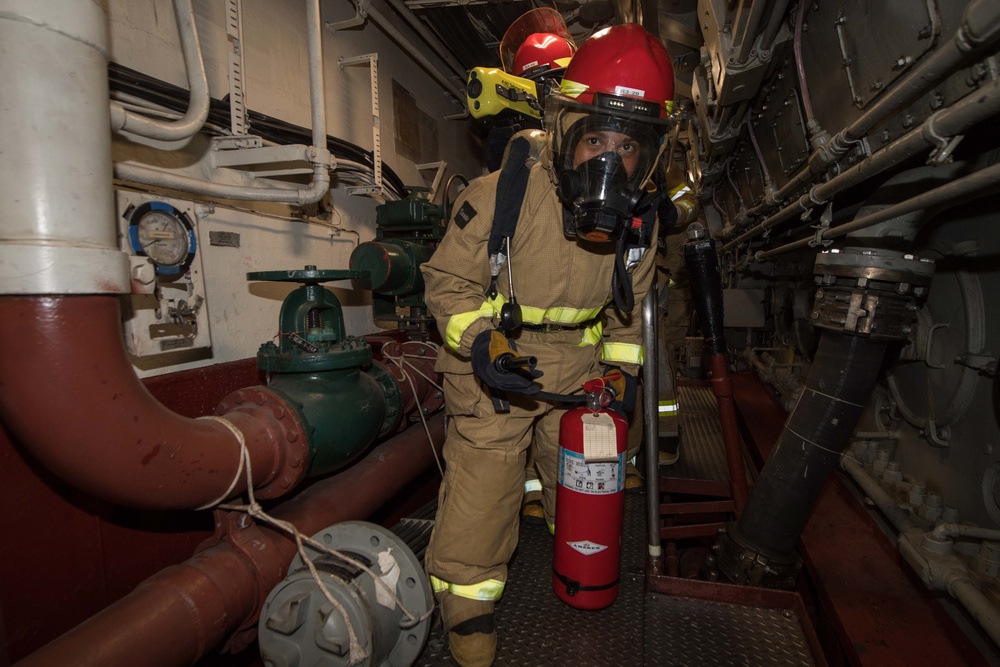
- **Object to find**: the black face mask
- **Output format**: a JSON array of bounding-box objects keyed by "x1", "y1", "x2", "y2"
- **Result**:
[{"x1": 556, "y1": 151, "x2": 645, "y2": 242}]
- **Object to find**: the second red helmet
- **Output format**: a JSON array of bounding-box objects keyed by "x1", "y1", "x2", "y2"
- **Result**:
[{"x1": 512, "y1": 32, "x2": 576, "y2": 81}]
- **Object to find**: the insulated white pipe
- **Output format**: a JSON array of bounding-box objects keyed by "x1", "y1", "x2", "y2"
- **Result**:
[
  {"x1": 114, "y1": 162, "x2": 331, "y2": 205},
  {"x1": 306, "y1": 0, "x2": 327, "y2": 149},
  {"x1": 108, "y1": 0, "x2": 210, "y2": 142},
  {"x1": 111, "y1": 0, "x2": 332, "y2": 206},
  {"x1": 0, "y1": 0, "x2": 130, "y2": 295}
]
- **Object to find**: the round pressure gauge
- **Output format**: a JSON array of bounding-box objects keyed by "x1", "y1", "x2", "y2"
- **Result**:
[{"x1": 126, "y1": 201, "x2": 197, "y2": 276}]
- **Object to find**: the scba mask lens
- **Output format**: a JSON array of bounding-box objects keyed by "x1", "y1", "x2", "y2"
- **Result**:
[
  {"x1": 557, "y1": 150, "x2": 642, "y2": 242},
  {"x1": 550, "y1": 109, "x2": 663, "y2": 243}
]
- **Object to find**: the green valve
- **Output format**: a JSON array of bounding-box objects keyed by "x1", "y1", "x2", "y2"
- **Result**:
[{"x1": 248, "y1": 266, "x2": 402, "y2": 475}]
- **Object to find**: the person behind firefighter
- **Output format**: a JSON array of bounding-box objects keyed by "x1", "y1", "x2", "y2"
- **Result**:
[
  {"x1": 480, "y1": 9, "x2": 576, "y2": 172},
  {"x1": 421, "y1": 24, "x2": 674, "y2": 667}
]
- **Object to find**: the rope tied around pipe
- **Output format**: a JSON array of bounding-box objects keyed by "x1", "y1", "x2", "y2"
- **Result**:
[{"x1": 196, "y1": 414, "x2": 436, "y2": 664}]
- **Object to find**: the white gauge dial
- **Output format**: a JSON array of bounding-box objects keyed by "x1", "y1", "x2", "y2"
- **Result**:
[{"x1": 136, "y1": 210, "x2": 190, "y2": 267}]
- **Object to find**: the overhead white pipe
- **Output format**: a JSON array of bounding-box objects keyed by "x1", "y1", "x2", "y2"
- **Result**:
[
  {"x1": 113, "y1": 0, "x2": 333, "y2": 205},
  {"x1": 108, "y1": 0, "x2": 210, "y2": 142},
  {"x1": 306, "y1": 0, "x2": 328, "y2": 148},
  {"x1": 0, "y1": 0, "x2": 130, "y2": 295},
  {"x1": 114, "y1": 162, "x2": 331, "y2": 205}
]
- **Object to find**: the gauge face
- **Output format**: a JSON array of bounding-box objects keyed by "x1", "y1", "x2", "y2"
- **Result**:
[
  {"x1": 136, "y1": 210, "x2": 189, "y2": 267},
  {"x1": 126, "y1": 202, "x2": 197, "y2": 276}
]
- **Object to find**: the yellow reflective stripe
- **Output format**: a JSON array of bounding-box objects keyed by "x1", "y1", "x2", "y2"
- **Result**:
[
  {"x1": 445, "y1": 302, "x2": 495, "y2": 351},
  {"x1": 490, "y1": 293, "x2": 604, "y2": 326},
  {"x1": 429, "y1": 576, "x2": 505, "y2": 601},
  {"x1": 524, "y1": 478, "x2": 542, "y2": 493},
  {"x1": 658, "y1": 400, "x2": 679, "y2": 413},
  {"x1": 676, "y1": 199, "x2": 696, "y2": 216},
  {"x1": 546, "y1": 519, "x2": 555, "y2": 536},
  {"x1": 668, "y1": 183, "x2": 690, "y2": 199},
  {"x1": 579, "y1": 320, "x2": 604, "y2": 347},
  {"x1": 522, "y1": 303, "x2": 604, "y2": 325},
  {"x1": 602, "y1": 342, "x2": 644, "y2": 365}
]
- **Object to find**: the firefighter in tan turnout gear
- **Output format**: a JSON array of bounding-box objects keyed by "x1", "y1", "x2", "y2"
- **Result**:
[{"x1": 421, "y1": 24, "x2": 675, "y2": 667}]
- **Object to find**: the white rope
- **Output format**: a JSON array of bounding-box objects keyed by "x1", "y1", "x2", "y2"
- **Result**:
[
  {"x1": 197, "y1": 412, "x2": 434, "y2": 664},
  {"x1": 195, "y1": 415, "x2": 246, "y2": 510},
  {"x1": 380, "y1": 342, "x2": 444, "y2": 478}
]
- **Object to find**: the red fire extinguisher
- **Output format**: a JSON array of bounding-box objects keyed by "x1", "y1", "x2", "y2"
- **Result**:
[{"x1": 552, "y1": 381, "x2": 629, "y2": 610}]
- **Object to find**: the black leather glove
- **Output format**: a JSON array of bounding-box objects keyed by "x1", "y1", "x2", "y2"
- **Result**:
[
  {"x1": 471, "y1": 330, "x2": 543, "y2": 394},
  {"x1": 594, "y1": 366, "x2": 637, "y2": 417}
]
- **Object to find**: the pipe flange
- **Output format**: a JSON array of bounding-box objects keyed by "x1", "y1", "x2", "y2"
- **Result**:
[
  {"x1": 709, "y1": 526, "x2": 802, "y2": 589},
  {"x1": 258, "y1": 521, "x2": 433, "y2": 667},
  {"x1": 813, "y1": 248, "x2": 936, "y2": 288},
  {"x1": 216, "y1": 386, "x2": 310, "y2": 500},
  {"x1": 811, "y1": 248, "x2": 935, "y2": 340},
  {"x1": 381, "y1": 340, "x2": 445, "y2": 419},
  {"x1": 366, "y1": 361, "x2": 403, "y2": 438}
]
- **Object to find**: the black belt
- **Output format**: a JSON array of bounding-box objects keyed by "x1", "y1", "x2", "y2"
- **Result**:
[{"x1": 521, "y1": 320, "x2": 595, "y2": 332}]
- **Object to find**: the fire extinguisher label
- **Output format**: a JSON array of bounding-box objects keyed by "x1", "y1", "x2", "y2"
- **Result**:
[
  {"x1": 559, "y1": 448, "x2": 625, "y2": 495},
  {"x1": 567, "y1": 540, "x2": 608, "y2": 555}
]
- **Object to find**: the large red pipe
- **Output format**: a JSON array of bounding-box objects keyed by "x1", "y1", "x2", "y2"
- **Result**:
[
  {"x1": 16, "y1": 413, "x2": 445, "y2": 667},
  {"x1": 710, "y1": 353, "x2": 749, "y2": 512},
  {"x1": 0, "y1": 296, "x2": 307, "y2": 509}
]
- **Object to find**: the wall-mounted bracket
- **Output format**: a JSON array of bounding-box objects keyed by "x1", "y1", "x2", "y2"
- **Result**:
[{"x1": 339, "y1": 53, "x2": 383, "y2": 197}]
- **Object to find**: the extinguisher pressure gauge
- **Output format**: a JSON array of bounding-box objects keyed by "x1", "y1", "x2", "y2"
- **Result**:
[{"x1": 126, "y1": 201, "x2": 197, "y2": 277}]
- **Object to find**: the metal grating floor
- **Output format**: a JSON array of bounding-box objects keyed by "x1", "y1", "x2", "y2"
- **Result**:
[
  {"x1": 408, "y1": 386, "x2": 816, "y2": 666},
  {"x1": 670, "y1": 385, "x2": 753, "y2": 483}
]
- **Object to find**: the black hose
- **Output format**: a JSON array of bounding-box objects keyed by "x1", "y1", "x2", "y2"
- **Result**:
[
  {"x1": 683, "y1": 235, "x2": 727, "y2": 356},
  {"x1": 729, "y1": 332, "x2": 888, "y2": 557}
]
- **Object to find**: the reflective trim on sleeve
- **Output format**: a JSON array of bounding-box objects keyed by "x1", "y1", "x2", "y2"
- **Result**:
[
  {"x1": 429, "y1": 576, "x2": 505, "y2": 601},
  {"x1": 669, "y1": 183, "x2": 691, "y2": 200},
  {"x1": 445, "y1": 301, "x2": 496, "y2": 351},
  {"x1": 602, "y1": 341, "x2": 644, "y2": 365}
]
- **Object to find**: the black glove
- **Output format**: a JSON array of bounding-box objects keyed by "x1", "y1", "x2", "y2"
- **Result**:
[
  {"x1": 471, "y1": 330, "x2": 543, "y2": 394},
  {"x1": 598, "y1": 366, "x2": 637, "y2": 417}
]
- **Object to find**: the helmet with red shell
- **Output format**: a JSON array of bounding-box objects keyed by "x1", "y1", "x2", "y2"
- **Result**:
[
  {"x1": 544, "y1": 24, "x2": 675, "y2": 242},
  {"x1": 512, "y1": 32, "x2": 575, "y2": 81},
  {"x1": 556, "y1": 23, "x2": 674, "y2": 120}
]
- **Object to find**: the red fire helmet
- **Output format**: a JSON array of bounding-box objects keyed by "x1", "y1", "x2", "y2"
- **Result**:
[
  {"x1": 557, "y1": 23, "x2": 674, "y2": 119},
  {"x1": 512, "y1": 32, "x2": 576, "y2": 80}
]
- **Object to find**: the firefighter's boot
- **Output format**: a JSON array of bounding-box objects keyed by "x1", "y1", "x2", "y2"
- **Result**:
[
  {"x1": 624, "y1": 462, "x2": 643, "y2": 492},
  {"x1": 521, "y1": 478, "x2": 545, "y2": 525},
  {"x1": 439, "y1": 591, "x2": 496, "y2": 667}
]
